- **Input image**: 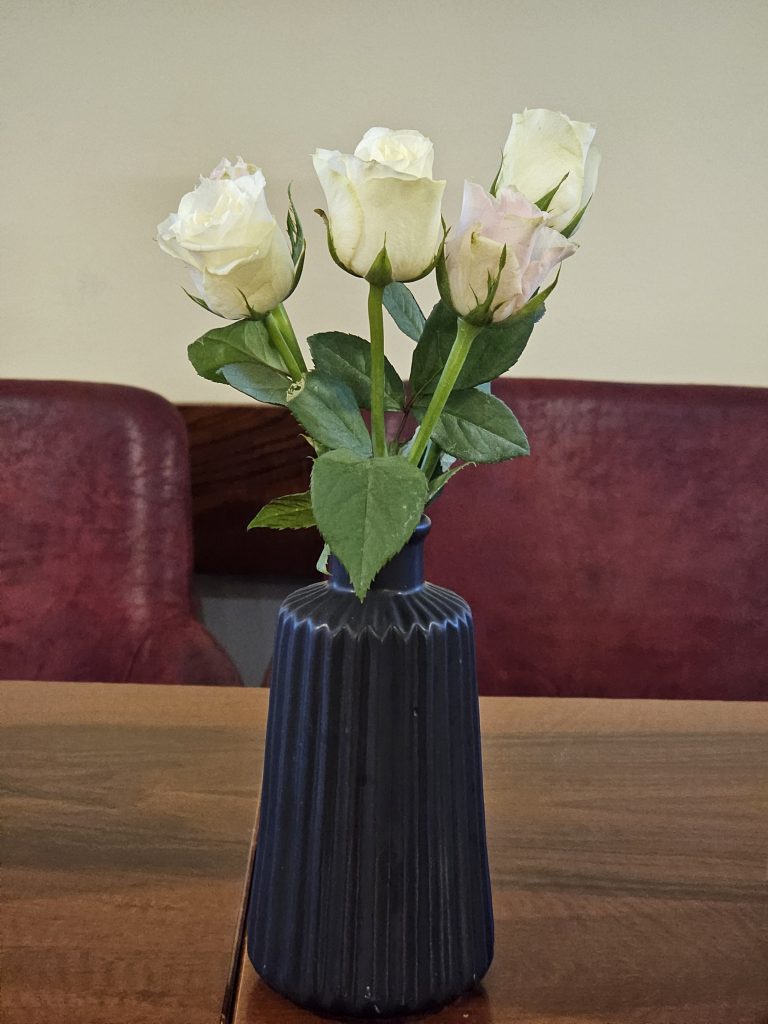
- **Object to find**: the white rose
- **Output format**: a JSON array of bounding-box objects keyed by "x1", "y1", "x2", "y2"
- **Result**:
[
  {"x1": 156, "y1": 158, "x2": 295, "y2": 319},
  {"x1": 443, "y1": 181, "x2": 577, "y2": 323},
  {"x1": 313, "y1": 127, "x2": 446, "y2": 282},
  {"x1": 496, "y1": 109, "x2": 600, "y2": 234}
]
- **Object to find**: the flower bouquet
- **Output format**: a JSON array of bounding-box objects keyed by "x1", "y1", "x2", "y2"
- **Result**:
[
  {"x1": 158, "y1": 108, "x2": 599, "y2": 1018},
  {"x1": 158, "y1": 109, "x2": 598, "y2": 599}
]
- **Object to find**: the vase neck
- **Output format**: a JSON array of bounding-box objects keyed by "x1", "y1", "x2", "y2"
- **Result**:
[{"x1": 329, "y1": 516, "x2": 430, "y2": 595}]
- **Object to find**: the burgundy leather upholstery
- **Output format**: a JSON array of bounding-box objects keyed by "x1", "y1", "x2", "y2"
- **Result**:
[
  {"x1": 426, "y1": 379, "x2": 768, "y2": 700},
  {"x1": 0, "y1": 381, "x2": 241, "y2": 686}
]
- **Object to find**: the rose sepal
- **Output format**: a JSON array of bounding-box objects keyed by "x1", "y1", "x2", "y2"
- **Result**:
[
  {"x1": 491, "y1": 267, "x2": 561, "y2": 328},
  {"x1": 364, "y1": 243, "x2": 394, "y2": 288},
  {"x1": 435, "y1": 235, "x2": 453, "y2": 312},
  {"x1": 315, "y1": 207, "x2": 442, "y2": 287},
  {"x1": 561, "y1": 195, "x2": 593, "y2": 239},
  {"x1": 237, "y1": 289, "x2": 270, "y2": 321},
  {"x1": 285, "y1": 185, "x2": 306, "y2": 297},
  {"x1": 314, "y1": 207, "x2": 353, "y2": 277},
  {"x1": 437, "y1": 243, "x2": 508, "y2": 328},
  {"x1": 535, "y1": 172, "x2": 569, "y2": 213},
  {"x1": 182, "y1": 289, "x2": 230, "y2": 320},
  {"x1": 489, "y1": 152, "x2": 504, "y2": 197}
]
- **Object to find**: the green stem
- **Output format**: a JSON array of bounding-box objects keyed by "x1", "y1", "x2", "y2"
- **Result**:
[
  {"x1": 273, "y1": 304, "x2": 307, "y2": 373},
  {"x1": 419, "y1": 442, "x2": 441, "y2": 480},
  {"x1": 407, "y1": 318, "x2": 482, "y2": 466},
  {"x1": 266, "y1": 312, "x2": 304, "y2": 381},
  {"x1": 368, "y1": 283, "x2": 387, "y2": 458}
]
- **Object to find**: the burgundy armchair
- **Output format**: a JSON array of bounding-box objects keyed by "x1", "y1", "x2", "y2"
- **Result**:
[
  {"x1": 0, "y1": 381, "x2": 241, "y2": 686},
  {"x1": 426, "y1": 379, "x2": 768, "y2": 700}
]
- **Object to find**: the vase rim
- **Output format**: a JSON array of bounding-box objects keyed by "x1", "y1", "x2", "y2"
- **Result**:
[
  {"x1": 329, "y1": 514, "x2": 431, "y2": 594},
  {"x1": 413, "y1": 514, "x2": 431, "y2": 538}
]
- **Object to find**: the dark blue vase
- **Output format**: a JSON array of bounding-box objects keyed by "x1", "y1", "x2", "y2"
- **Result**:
[{"x1": 246, "y1": 517, "x2": 493, "y2": 1018}]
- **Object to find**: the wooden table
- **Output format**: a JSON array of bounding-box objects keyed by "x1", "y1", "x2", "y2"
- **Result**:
[
  {"x1": 2, "y1": 683, "x2": 766, "y2": 1024},
  {"x1": 1, "y1": 682, "x2": 264, "y2": 1024}
]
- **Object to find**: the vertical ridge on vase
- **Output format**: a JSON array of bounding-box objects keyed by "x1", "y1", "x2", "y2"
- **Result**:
[
  {"x1": 292, "y1": 619, "x2": 315, "y2": 997},
  {"x1": 280, "y1": 619, "x2": 303, "y2": 979},
  {"x1": 247, "y1": 521, "x2": 493, "y2": 1019},
  {"x1": 407, "y1": 628, "x2": 424, "y2": 1008},
  {"x1": 312, "y1": 625, "x2": 336, "y2": 1002}
]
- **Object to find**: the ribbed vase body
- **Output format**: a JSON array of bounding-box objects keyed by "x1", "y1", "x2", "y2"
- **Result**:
[{"x1": 246, "y1": 521, "x2": 493, "y2": 1018}]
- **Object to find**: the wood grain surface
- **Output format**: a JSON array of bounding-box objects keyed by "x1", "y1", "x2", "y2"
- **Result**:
[
  {"x1": 234, "y1": 698, "x2": 768, "y2": 1024},
  {"x1": 3, "y1": 686, "x2": 767, "y2": 1024},
  {"x1": 1, "y1": 681, "x2": 268, "y2": 1024}
]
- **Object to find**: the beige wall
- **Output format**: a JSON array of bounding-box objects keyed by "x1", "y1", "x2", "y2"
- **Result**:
[{"x1": 2, "y1": 0, "x2": 766, "y2": 401}]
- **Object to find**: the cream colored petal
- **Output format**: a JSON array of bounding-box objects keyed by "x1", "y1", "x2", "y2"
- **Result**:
[
  {"x1": 579, "y1": 144, "x2": 601, "y2": 213},
  {"x1": 488, "y1": 237, "x2": 525, "y2": 315},
  {"x1": 156, "y1": 213, "x2": 203, "y2": 268},
  {"x1": 355, "y1": 127, "x2": 434, "y2": 177},
  {"x1": 445, "y1": 228, "x2": 511, "y2": 317},
  {"x1": 455, "y1": 181, "x2": 496, "y2": 235},
  {"x1": 494, "y1": 185, "x2": 543, "y2": 220},
  {"x1": 444, "y1": 225, "x2": 479, "y2": 316},
  {"x1": 313, "y1": 150, "x2": 365, "y2": 272},
  {"x1": 195, "y1": 227, "x2": 295, "y2": 318},
  {"x1": 485, "y1": 191, "x2": 543, "y2": 268},
  {"x1": 188, "y1": 269, "x2": 249, "y2": 320},
  {"x1": 499, "y1": 109, "x2": 587, "y2": 230},
  {"x1": 186, "y1": 217, "x2": 276, "y2": 275},
  {"x1": 352, "y1": 175, "x2": 445, "y2": 280},
  {"x1": 456, "y1": 183, "x2": 543, "y2": 278},
  {"x1": 491, "y1": 297, "x2": 518, "y2": 323},
  {"x1": 520, "y1": 225, "x2": 577, "y2": 301},
  {"x1": 232, "y1": 171, "x2": 271, "y2": 210},
  {"x1": 570, "y1": 119, "x2": 597, "y2": 159},
  {"x1": 171, "y1": 179, "x2": 274, "y2": 259},
  {"x1": 210, "y1": 157, "x2": 261, "y2": 181}
]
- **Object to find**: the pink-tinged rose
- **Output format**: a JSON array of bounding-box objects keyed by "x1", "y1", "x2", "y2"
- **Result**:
[
  {"x1": 156, "y1": 159, "x2": 295, "y2": 319},
  {"x1": 443, "y1": 181, "x2": 577, "y2": 324}
]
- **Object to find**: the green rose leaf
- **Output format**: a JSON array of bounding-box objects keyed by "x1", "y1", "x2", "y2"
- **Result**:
[
  {"x1": 247, "y1": 491, "x2": 316, "y2": 530},
  {"x1": 427, "y1": 462, "x2": 471, "y2": 503},
  {"x1": 452, "y1": 308, "x2": 543, "y2": 388},
  {"x1": 311, "y1": 449, "x2": 428, "y2": 600},
  {"x1": 188, "y1": 319, "x2": 286, "y2": 382},
  {"x1": 410, "y1": 301, "x2": 542, "y2": 398},
  {"x1": 383, "y1": 282, "x2": 426, "y2": 342},
  {"x1": 221, "y1": 362, "x2": 293, "y2": 406},
  {"x1": 308, "y1": 332, "x2": 405, "y2": 411},
  {"x1": 413, "y1": 388, "x2": 529, "y2": 464},
  {"x1": 287, "y1": 371, "x2": 372, "y2": 457}
]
